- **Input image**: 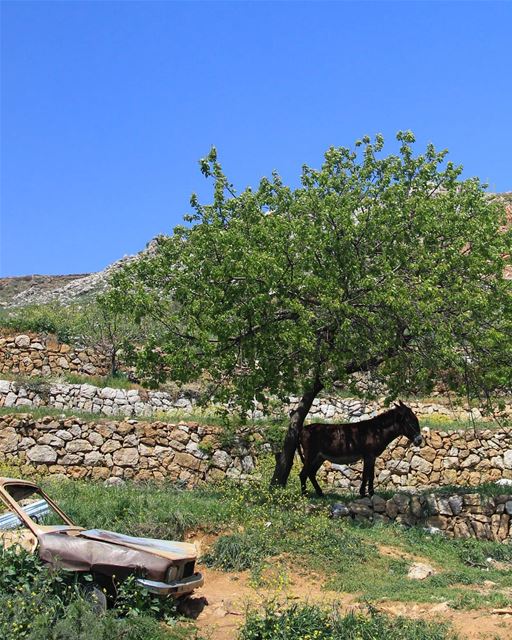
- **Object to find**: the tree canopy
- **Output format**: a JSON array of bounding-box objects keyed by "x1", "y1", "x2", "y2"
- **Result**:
[{"x1": 107, "y1": 132, "x2": 511, "y2": 485}]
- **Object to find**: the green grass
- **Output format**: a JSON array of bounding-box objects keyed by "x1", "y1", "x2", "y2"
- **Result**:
[{"x1": 240, "y1": 603, "x2": 458, "y2": 640}]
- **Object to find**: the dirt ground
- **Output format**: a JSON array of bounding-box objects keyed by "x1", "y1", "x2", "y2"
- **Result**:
[{"x1": 187, "y1": 564, "x2": 512, "y2": 640}]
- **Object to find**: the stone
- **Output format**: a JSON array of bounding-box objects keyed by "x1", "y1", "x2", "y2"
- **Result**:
[
  {"x1": 393, "y1": 493, "x2": 410, "y2": 512},
  {"x1": 461, "y1": 454, "x2": 481, "y2": 469},
  {"x1": 421, "y1": 446, "x2": 437, "y2": 463},
  {"x1": 113, "y1": 447, "x2": 139, "y2": 466},
  {"x1": 210, "y1": 450, "x2": 232, "y2": 471},
  {"x1": 0, "y1": 380, "x2": 12, "y2": 393},
  {"x1": 37, "y1": 433, "x2": 64, "y2": 447},
  {"x1": 331, "y1": 503, "x2": 350, "y2": 518},
  {"x1": 350, "y1": 501, "x2": 373, "y2": 518},
  {"x1": 174, "y1": 452, "x2": 202, "y2": 471},
  {"x1": 66, "y1": 439, "x2": 93, "y2": 453},
  {"x1": 448, "y1": 495, "x2": 463, "y2": 516},
  {"x1": 505, "y1": 500, "x2": 512, "y2": 516},
  {"x1": 55, "y1": 429, "x2": 73, "y2": 441},
  {"x1": 100, "y1": 440, "x2": 122, "y2": 454},
  {"x1": 99, "y1": 388, "x2": 117, "y2": 401},
  {"x1": 0, "y1": 427, "x2": 20, "y2": 452},
  {"x1": 410, "y1": 455, "x2": 432, "y2": 475},
  {"x1": 4, "y1": 392, "x2": 18, "y2": 407},
  {"x1": 437, "y1": 497, "x2": 453, "y2": 516},
  {"x1": 241, "y1": 455, "x2": 254, "y2": 474},
  {"x1": 504, "y1": 450, "x2": 512, "y2": 470},
  {"x1": 14, "y1": 335, "x2": 30, "y2": 348},
  {"x1": 104, "y1": 476, "x2": 125, "y2": 487},
  {"x1": 59, "y1": 453, "x2": 83, "y2": 465},
  {"x1": 386, "y1": 499, "x2": 399, "y2": 518},
  {"x1": 84, "y1": 451, "x2": 103, "y2": 466},
  {"x1": 371, "y1": 495, "x2": 387, "y2": 513},
  {"x1": 407, "y1": 562, "x2": 435, "y2": 580},
  {"x1": 27, "y1": 445, "x2": 57, "y2": 463}
]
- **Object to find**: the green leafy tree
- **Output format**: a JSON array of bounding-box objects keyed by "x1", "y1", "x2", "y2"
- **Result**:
[{"x1": 107, "y1": 132, "x2": 511, "y2": 486}]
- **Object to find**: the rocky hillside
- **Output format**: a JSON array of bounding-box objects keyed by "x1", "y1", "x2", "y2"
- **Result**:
[{"x1": 0, "y1": 239, "x2": 159, "y2": 309}]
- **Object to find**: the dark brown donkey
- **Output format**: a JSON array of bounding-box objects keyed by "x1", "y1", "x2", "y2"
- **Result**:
[{"x1": 298, "y1": 401, "x2": 422, "y2": 497}]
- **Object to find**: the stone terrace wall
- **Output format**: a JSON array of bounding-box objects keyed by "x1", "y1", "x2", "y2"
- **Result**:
[
  {"x1": 0, "y1": 333, "x2": 108, "y2": 377},
  {"x1": 321, "y1": 426, "x2": 512, "y2": 490},
  {"x1": 2, "y1": 378, "x2": 510, "y2": 424},
  {"x1": 0, "y1": 379, "x2": 193, "y2": 416},
  {"x1": 331, "y1": 492, "x2": 512, "y2": 542},
  {"x1": 0, "y1": 413, "x2": 255, "y2": 485},
  {"x1": 1, "y1": 413, "x2": 511, "y2": 490}
]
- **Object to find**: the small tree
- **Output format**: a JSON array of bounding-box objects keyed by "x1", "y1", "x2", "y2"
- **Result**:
[
  {"x1": 79, "y1": 297, "x2": 144, "y2": 377},
  {"x1": 107, "y1": 132, "x2": 511, "y2": 486}
]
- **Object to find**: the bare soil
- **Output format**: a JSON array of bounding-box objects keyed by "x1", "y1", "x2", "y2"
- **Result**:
[{"x1": 188, "y1": 561, "x2": 512, "y2": 640}]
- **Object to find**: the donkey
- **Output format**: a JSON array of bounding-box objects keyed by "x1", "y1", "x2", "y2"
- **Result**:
[{"x1": 298, "y1": 401, "x2": 422, "y2": 497}]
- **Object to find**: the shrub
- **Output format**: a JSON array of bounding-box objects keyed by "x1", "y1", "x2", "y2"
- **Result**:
[{"x1": 0, "y1": 547, "x2": 187, "y2": 640}]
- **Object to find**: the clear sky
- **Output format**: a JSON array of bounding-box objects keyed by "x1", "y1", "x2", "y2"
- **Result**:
[{"x1": 1, "y1": 1, "x2": 511, "y2": 277}]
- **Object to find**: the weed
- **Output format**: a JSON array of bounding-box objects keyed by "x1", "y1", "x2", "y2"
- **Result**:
[{"x1": 240, "y1": 603, "x2": 458, "y2": 640}]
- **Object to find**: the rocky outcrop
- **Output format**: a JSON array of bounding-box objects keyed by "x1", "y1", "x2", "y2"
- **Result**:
[
  {"x1": 0, "y1": 334, "x2": 108, "y2": 377},
  {"x1": 2, "y1": 239, "x2": 159, "y2": 308},
  {"x1": 331, "y1": 491, "x2": 512, "y2": 542}
]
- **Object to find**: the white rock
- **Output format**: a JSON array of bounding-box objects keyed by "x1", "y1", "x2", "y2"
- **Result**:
[
  {"x1": 14, "y1": 335, "x2": 30, "y2": 347},
  {"x1": 0, "y1": 380, "x2": 12, "y2": 394},
  {"x1": 211, "y1": 450, "x2": 232, "y2": 470},
  {"x1": 27, "y1": 445, "x2": 57, "y2": 464},
  {"x1": 407, "y1": 562, "x2": 435, "y2": 580}
]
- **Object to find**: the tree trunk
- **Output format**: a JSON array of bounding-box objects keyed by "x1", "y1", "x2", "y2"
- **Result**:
[
  {"x1": 270, "y1": 376, "x2": 323, "y2": 487},
  {"x1": 110, "y1": 349, "x2": 117, "y2": 377}
]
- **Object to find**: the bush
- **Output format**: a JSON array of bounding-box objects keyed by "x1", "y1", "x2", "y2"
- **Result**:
[
  {"x1": 239, "y1": 603, "x2": 458, "y2": 640},
  {"x1": 0, "y1": 547, "x2": 187, "y2": 640},
  {"x1": 0, "y1": 304, "x2": 84, "y2": 344}
]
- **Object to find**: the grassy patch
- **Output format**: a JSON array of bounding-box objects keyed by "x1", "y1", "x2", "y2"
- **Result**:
[{"x1": 240, "y1": 603, "x2": 458, "y2": 640}]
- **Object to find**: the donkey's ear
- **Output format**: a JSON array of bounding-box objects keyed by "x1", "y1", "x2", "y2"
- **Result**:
[{"x1": 399, "y1": 400, "x2": 405, "y2": 407}]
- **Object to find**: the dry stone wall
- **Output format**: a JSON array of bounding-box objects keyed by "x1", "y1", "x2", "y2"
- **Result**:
[
  {"x1": 1, "y1": 412, "x2": 511, "y2": 491},
  {"x1": 0, "y1": 413, "x2": 256, "y2": 485},
  {"x1": 331, "y1": 492, "x2": 512, "y2": 542},
  {"x1": 0, "y1": 379, "x2": 192, "y2": 416},
  {"x1": 0, "y1": 333, "x2": 108, "y2": 377},
  {"x1": 2, "y1": 378, "x2": 510, "y2": 424}
]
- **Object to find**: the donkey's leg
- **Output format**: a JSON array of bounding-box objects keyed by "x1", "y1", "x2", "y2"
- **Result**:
[
  {"x1": 367, "y1": 456, "x2": 376, "y2": 497},
  {"x1": 308, "y1": 457, "x2": 325, "y2": 497},
  {"x1": 299, "y1": 463, "x2": 309, "y2": 495},
  {"x1": 360, "y1": 458, "x2": 369, "y2": 497}
]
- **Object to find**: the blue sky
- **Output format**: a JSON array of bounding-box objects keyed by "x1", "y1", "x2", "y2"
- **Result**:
[{"x1": 1, "y1": 1, "x2": 511, "y2": 277}]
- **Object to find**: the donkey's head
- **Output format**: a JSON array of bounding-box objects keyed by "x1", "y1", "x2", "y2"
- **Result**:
[{"x1": 394, "y1": 401, "x2": 422, "y2": 446}]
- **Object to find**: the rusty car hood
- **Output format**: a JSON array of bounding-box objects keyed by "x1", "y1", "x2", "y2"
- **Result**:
[
  {"x1": 76, "y1": 529, "x2": 197, "y2": 561},
  {"x1": 38, "y1": 529, "x2": 172, "y2": 579},
  {"x1": 37, "y1": 528, "x2": 197, "y2": 579}
]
